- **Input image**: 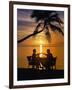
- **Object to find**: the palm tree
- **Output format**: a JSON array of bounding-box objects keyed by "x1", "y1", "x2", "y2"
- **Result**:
[{"x1": 18, "y1": 10, "x2": 64, "y2": 43}]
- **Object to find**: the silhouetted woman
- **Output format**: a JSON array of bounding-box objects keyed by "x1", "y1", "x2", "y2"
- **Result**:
[{"x1": 32, "y1": 49, "x2": 40, "y2": 69}]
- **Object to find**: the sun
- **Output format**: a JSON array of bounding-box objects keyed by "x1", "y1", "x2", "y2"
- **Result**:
[{"x1": 39, "y1": 39, "x2": 43, "y2": 44}]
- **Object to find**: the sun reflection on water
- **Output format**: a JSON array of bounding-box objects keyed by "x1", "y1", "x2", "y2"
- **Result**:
[{"x1": 40, "y1": 45, "x2": 43, "y2": 57}]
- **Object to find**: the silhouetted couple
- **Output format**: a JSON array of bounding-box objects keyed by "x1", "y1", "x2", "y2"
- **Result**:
[{"x1": 32, "y1": 49, "x2": 54, "y2": 69}]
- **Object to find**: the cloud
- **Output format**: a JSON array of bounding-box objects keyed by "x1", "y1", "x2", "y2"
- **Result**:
[
  {"x1": 17, "y1": 20, "x2": 36, "y2": 28},
  {"x1": 17, "y1": 9, "x2": 35, "y2": 22}
]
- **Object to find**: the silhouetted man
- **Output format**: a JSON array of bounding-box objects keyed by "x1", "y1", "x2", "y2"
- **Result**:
[{"x1": 46, "y1": 49, "x2": 53, "y2": 70}]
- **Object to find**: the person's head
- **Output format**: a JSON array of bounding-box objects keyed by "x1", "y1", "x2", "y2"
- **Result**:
[
  {"x1": 47, "y1": 49, "x2": 50, "y2": 54},
  {"x1": 33, "y1": 49, "x2": 36, "y2": 54}
]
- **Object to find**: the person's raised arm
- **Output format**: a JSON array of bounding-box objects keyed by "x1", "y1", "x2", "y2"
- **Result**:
[{"x1": 42, "y1": 53, "x2": 47, "y2": 56}]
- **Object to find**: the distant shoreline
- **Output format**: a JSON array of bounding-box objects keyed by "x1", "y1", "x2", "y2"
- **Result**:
[{"x1": 18, "y1": 44, "x2": 64, "y2": 47}]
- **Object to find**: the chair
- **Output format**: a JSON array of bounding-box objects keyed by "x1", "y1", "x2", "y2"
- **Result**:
[
  {"x1": 51, "y1": 57, "x2": 56, "y2": 70},
  {"x1": 27, "y1": 56, "x2": 32, "y2": 68},
  {"x1": 27, "y1": 56, "x2": 39, "y2": 69}
]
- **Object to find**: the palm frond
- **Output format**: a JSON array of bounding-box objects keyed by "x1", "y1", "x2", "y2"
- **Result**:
[
  {"x1": 45, "y1": 26, "x2": 51, "y2": 42},
  {"x1": 50, "y1": 23, "x2": 64, "y2": 35},
  {"x1": 31, "y1": 10, "x2": 57, "y2": 22},
  {"x1": 49, "y1": 13, "x2": 58, "y2": 18},
  {"x1": 50, "y1": 17, "x2": 64, "y2": 24}
]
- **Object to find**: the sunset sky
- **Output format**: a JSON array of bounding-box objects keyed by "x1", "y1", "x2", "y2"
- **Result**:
[{"x1": 17, "y1": 9, "x2": 64, "y2": 69}]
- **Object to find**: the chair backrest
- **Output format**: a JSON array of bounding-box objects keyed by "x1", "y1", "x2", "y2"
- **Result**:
[
  {"x1": 27, "y1": 56, "x2": 39, "y2": 66},
  {"x1": 27, "y1": 56, "x2": 32, "y2": 65},
  {"x1": 27, "y1": 56, "x2": 31, "y2": 60}
]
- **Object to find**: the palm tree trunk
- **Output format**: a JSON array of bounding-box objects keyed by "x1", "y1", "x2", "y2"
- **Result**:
[{"x1": 18, "y1": 28, "x2": 44, "y2": 43}]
